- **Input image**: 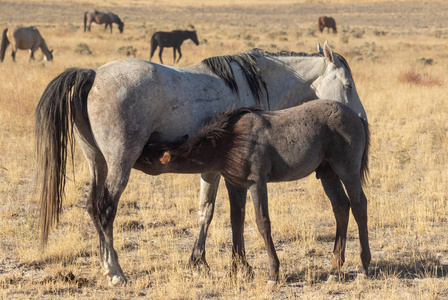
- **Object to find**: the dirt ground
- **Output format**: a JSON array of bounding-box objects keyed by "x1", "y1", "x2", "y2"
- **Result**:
[
  {"x1": 1, "y1": 0, "x2": 448, "y2": 299},
  {"x1": 1, "y1": 1, "x2": 447, "y2": 29}
]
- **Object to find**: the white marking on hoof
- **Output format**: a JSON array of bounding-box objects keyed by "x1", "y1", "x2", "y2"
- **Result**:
[
  {"x1": 327, "y1": 274, "x2": 338, "y2": 283},
  {"x1": 108, "y1": 275, "x2": 125, "y2": 287},
  {"x1": 265, "y1": 280, "x2": 278, "y2": 290},
  {"x1": 355, "y1": 273, "x2": 367, "y2": 281}
]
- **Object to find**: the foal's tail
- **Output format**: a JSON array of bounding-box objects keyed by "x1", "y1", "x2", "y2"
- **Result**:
[
  {"x1": 35, "y1": 68, "x2": 95, "y2": 245},
  {"x1": 360, "y1": 117, "x2": 370, "y2": 185},
  {"x1": 0, "y1": 28, "x2": 9, "y2": 62}
]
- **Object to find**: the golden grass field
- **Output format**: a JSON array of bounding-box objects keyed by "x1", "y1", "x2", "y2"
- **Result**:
[{"x1": 0, "y1": 0, "x2": 447, "y2": 299}]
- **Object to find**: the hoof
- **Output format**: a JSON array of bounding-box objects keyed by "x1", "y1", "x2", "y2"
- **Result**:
[
  {"x1": 327, "y1": 274, "x2": 339, "y2": 283},
  {"x1": 108, "y1": 275, "x2": 126, "y2": 287},
  {"x1": 265, "y1": 280, "x2": 278, "y2": 291}
]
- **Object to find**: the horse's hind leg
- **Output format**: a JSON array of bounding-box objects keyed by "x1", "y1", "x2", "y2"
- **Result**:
[
  {"x1": 189, "y1": 172, "x2": 220, "y2": 272},
  {"x1": 176, "y1": 47, "x2": 182, "y2": 64},
  {"x1": 225, "y1": 180, "x2": 253, "y2": 278},
  {"x1": 341, "y1": 175, "x2": 371, "y2": 276},
  {"x1": 158, "y1": 47, "x2": 164, "y2": 64},
  {"x1": 317, "y1": 164, "x2": 350, "y2": 276},
  {"x1": 173, "y1": 47, "x2": 177, "y2": 64},
  {"x1": 74, "y1": 123, "x2": 132, "y2": 286}
]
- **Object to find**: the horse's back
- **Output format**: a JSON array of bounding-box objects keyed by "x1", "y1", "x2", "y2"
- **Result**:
[{"x1": 7, "y1": 26, "x2": 40, "y2": 48}]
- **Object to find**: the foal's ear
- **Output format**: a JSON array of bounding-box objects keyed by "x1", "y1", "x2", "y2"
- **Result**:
[
  {"x1": 50, "y1": 49, "x2": 54, "y2": 53},
  {"x1": 181, "y1": 134, "x2": 189, "y2": 142},
  {"x1": 323, "y1": 41, "x2": 334, "y2": 64},
  {"x1": 160, "y1": 151, "x2": 171, "y2": 164}
]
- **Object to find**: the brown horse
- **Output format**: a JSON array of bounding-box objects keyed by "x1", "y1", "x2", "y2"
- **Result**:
[
  {"x1": 0, "y1": 26, "x2": 53, "y2": 62},
  {"x1": 138, "y1": 100, "x2": 371, "y2": 286},
  {"x1": 318, "y1": 16, "x2": 337, "y2": 34},
  {"x1": 84, "y1": 10, "x2": 124, "y2": 33}
]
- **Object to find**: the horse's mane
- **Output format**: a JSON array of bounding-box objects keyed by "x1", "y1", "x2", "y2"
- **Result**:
[
  {"x1": 202, "y1": 52, "x2": 268, "y2": 107},
  {"x1": 249, "y1": 48, "x2": 353, "y2": 77},
  {"x1": 173, "y1": 107, "x2": 261, "y2": 158}
]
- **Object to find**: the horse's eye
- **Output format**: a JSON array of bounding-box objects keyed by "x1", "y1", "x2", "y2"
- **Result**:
[{"x1": 344, "y1": 84, "x2": 352, "y2": 90}]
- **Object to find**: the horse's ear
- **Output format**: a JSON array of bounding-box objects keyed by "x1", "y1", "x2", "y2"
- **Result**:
[
  {"x1": 50, "y1": 49, "x2": 54, "y2": 53},
  {"x1": 317, "y1": 43, "x2": 323, "y2": 53},
  {"x1": 160, "y1": 151, "x2": 171, "y2": 164},
  {"x1": 182, "y1": 134, "x2": 189, "y2": 142},
  {"x1": 323, "y1": 41, "x2": 334, "y2": 63}
]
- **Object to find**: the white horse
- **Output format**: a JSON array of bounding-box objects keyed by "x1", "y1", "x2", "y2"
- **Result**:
[{"x1": 35, "y1": 42, "x2": 367, "y2": 286}]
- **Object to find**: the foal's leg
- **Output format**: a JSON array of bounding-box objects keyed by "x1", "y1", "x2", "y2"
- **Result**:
[
  {"x1": 341, "y1": 176, "x2": 371, "y2": 276},
  {"x1": 249, "y1": 180, "x2": 279, "y2": 285},
  {"x1": 318, "y1": 165, "x2": 350, "y2": 276},
  {"x1": 189, "y1": 173, "x2": 220, "y2": 271},
  {"x1": 224, "y1": 180, "x2": 253, "y2": 278}
]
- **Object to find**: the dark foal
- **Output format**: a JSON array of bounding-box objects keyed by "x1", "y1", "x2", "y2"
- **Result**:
[{"x1": 138, "y1": 100, "x2": 371, "y2": 285}]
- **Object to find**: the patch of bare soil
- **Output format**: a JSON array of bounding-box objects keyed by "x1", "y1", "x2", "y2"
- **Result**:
[{"x1": 0, "y1": 1, "x2": 447, "y2": 29}]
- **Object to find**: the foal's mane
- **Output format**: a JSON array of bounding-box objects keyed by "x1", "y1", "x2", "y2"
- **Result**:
[{"x1": 173, "y1": 107, "x2": 261, "y2": 158}]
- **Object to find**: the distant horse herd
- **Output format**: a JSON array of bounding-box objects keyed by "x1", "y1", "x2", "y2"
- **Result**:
[
  {"x1": 1, "y1": 13, "x2": 336, "y2": 64},
  {"x1": 3, "y1": 5, "x2": 366, "y2": 289}
]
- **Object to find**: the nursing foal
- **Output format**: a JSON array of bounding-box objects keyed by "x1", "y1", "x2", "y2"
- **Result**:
[{"x1": 138, "y1": 99, "x2": 371, "y2": 285}]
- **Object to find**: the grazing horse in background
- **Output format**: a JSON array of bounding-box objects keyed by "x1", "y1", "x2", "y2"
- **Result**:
[
  {"x1": 318, "y1": 16, "x2": 337, "y2": 34},
  {"x1": 0, "y1": 26, "x2": 53, "y2": 62},
  {"x1": 149, "y1": 30, "x2": 199, "y2": 64},
  {"x1": 35, "y1": 42, "x2": 367, "y2": 286},
  {"x1": 140, "y1": 100, "x2": 371, "y2": 286},
  {"x1": 84, "y1": 10, "x2": 124, "y2": 33}
]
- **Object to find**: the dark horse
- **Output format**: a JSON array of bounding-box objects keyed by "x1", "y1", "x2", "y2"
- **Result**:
[
  {"x1": 318, "y1": 16, "x2": 337, "y2": 34},
  {"x1": 84, "y1": 10, "x2": 124, "y2": 33},
  {"x1": 139, "y1": 100, "x2": 371, "y2": 286},
  {"x1": 149, "y1": 30, "x2": 199, "y2": 64}
]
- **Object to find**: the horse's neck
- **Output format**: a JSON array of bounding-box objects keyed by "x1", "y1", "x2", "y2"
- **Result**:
[
  {"x1": 258, "y1": 56, "x2": 326, "y2": 110},
  {"x1": 39, "y1": 39, "x2": 51, "y2": 55}
]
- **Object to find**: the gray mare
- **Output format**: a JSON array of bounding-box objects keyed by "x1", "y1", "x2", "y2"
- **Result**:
[
  {"x1": 140, "y1": 100, "x2": 371, "y2": 285},
  {"x1": 35, "y1": 42, "x2": 366, "y2": 285}
]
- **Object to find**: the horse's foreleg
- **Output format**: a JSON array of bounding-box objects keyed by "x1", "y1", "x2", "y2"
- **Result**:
[
  {"x1": 189, "y1": 173, "x2": 221, "y2": 272},
  {"x1": 158, "y1": 47, "x2": 164, "y2": 64},
  {"x1": 225, "y1": 180, "x2": 253, "y2": 278},
  {"x1": 249, "y1": 180, "x2": 279, "y2": 286},
  {"x1": 109, "y1": 24, "x2": 113, "y2": 34},
  {"x1": 318, "y1": 165, "x2": 350, "y2": 276},
  {"x1": 342, "y1": 177, "x2": 371, "y2": 277}
]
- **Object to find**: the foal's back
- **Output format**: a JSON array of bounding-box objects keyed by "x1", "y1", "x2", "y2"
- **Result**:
[{"x1": 228, "y1": 100, "x2": 366, "y2": 183}]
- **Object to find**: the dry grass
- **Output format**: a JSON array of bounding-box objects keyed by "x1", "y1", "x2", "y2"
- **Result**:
[{"x1": 1, "y1": 0, "x2": 448, "y2": 299}]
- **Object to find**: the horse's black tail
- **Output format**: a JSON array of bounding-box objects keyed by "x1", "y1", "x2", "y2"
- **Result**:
[
  {"x1": 35, "y1": 67, "x2": 95, "y2": 246},
  {"x1": 0, "y1": 28, "x2": 9, "y2": 62},
  {"x1": 83, "y1": 12, "x2": 87, "y2": 32},
  {"x1": 360, "y1": 117, "x2": 370, "y2": 185}
]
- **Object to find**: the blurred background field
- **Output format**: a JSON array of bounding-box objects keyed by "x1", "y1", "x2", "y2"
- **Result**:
[{"x1": 0, "y1": 0, "x2": 447, "y2": 299}]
